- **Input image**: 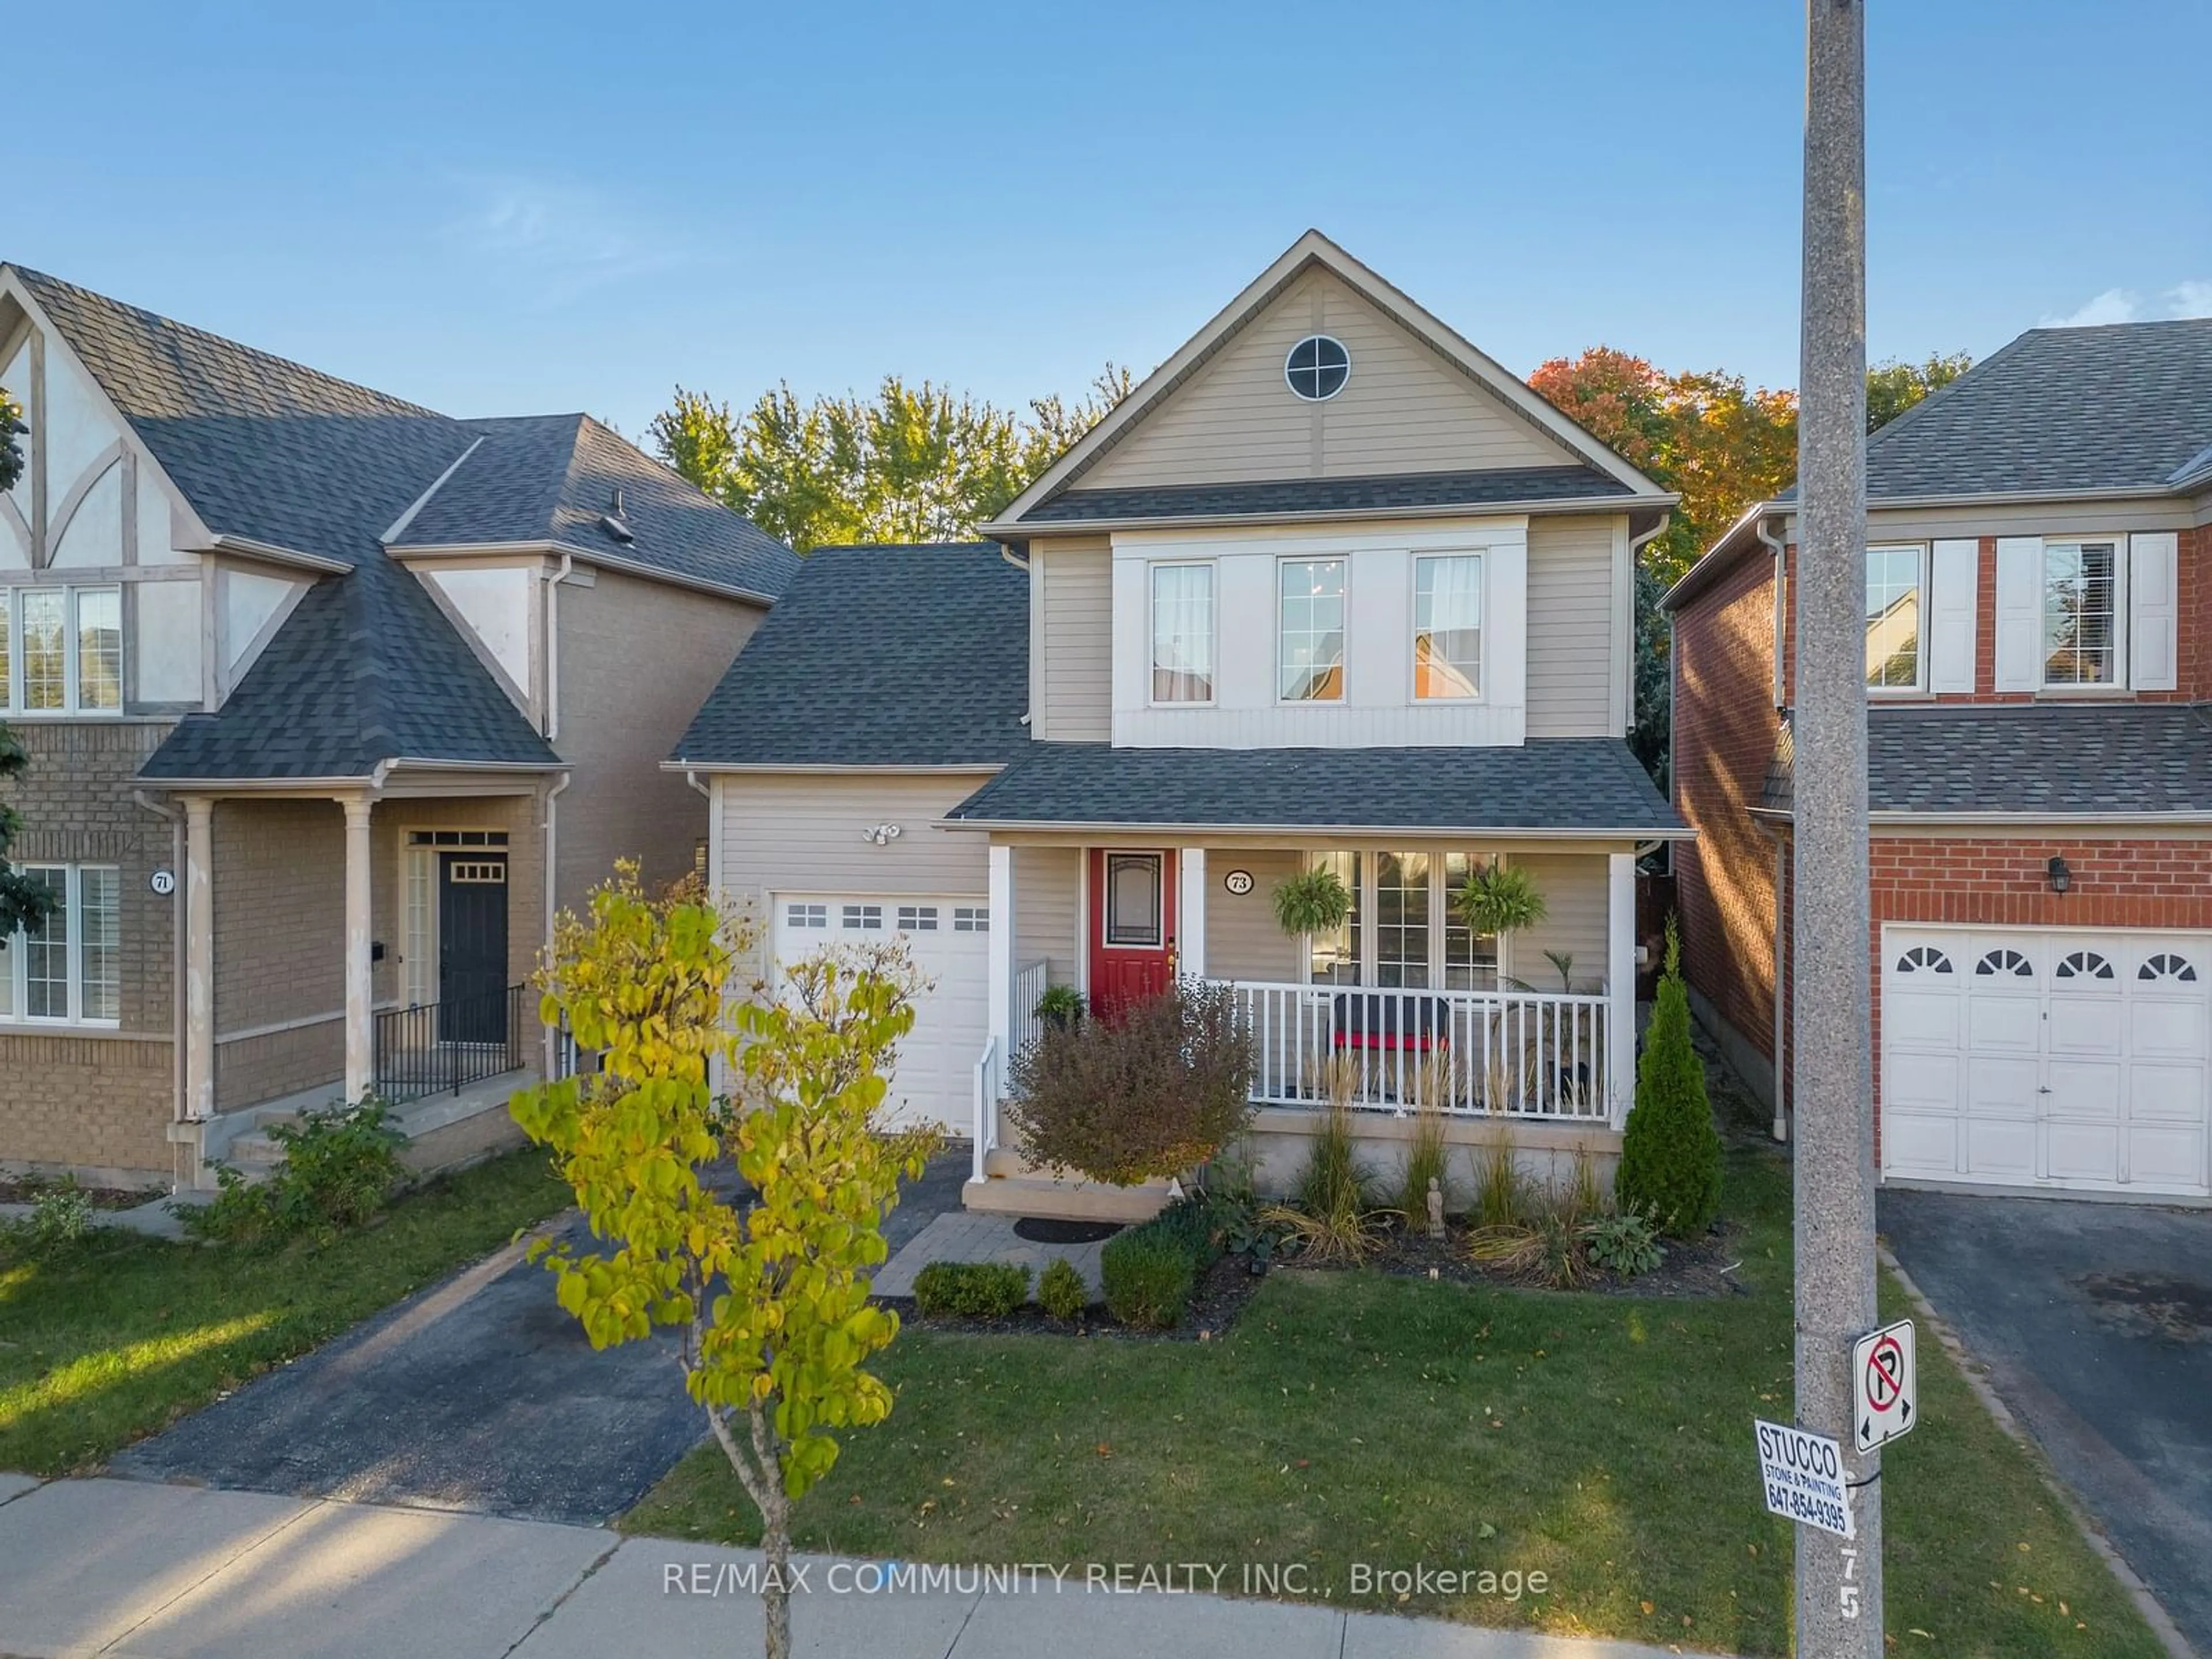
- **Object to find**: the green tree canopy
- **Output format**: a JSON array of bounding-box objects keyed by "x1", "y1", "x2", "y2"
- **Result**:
[
  {"x1": 1, "y1": 385, "x2": 54, "y2": 937},
  {"x1": 651, "y1": 366, "x2": 1132, "y2": 552},
  {"x1": 0, "y1": 385, "x2": 24, "y2": 494},
  {"x1": 1865, "y1": 351, "x2": 1972, "y2": 434}
]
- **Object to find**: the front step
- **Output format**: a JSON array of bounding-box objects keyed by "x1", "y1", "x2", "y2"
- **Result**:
[{"x1": 961, "y1": 1171, "x2": 1171, "y2": 1224}]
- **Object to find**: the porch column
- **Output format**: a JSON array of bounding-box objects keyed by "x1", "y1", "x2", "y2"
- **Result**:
[
  {"x1": 182, "y1": 796, "x2": 215, "y2": 1122},
  {"x1": 1177, "y1": 847, "x2": 1206, "y2": 979},
  {"x1": 342, "y1": 794, "x2": 375, "y2": 1102},
  {"x1": 986, "y1": 842, "x2": 1014, "y2": 1059},
  {"x1": 1607, "y1": 851, "x2": 1637, "y2": 1126}
]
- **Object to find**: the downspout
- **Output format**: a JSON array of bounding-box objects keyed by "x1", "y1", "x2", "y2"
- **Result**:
[
  {"x1": 134, "y1": 790, "x2": 187, "y2": 1187},
  {"x1": 544, "y1": 554, "x2": 572, "y2": 743},
  {"x1": 1753, "y1": 512, "x2": 1791, "y2": 1141},
  {"x1": 1756, "y1": 514, "x2": 1788, "y2": 709},
  {"x1": 1627, "y1": 516, "x2": 1669, "y2": 737}
]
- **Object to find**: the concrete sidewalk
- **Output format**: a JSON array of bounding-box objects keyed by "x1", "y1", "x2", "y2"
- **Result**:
[{"x1": 0, "y1": 1477, "x2": 1699, "y2": 1659}]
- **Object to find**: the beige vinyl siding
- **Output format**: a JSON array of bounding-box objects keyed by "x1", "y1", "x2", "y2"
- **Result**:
[
  {"x1": 557, "y1": 568, "x2": 763, "y2": 910},
  {"x1": 714, "y1": 773, "x2": 993, "y2": 975},
  {"x1": 1858, "y1": 498, "x2": 2196, "y2": 542},
  {"x1": 1035, "y1": 537, "x2": 1112, "y2": 740},
  {"x1": 1013, "y1": 844, "x2": 1081, "y2": 987},
  {"x1": 1078, "y1": 267, "x2": 1575, "y2": 491},
  {"x1": 1525, "y1": 514, "x2": 1620, "y2": 737},
  {"x1": 1203, "y1": 849, "x2": 1303, "y2": 981},
  {"x1": 1509, "y1": 853, "x2": 1611, "y2": 992}
]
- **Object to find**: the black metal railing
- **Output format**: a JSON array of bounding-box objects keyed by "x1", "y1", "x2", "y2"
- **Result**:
[{"x1": 373, "y1": 983, "x2": 528, "y2": 1103}]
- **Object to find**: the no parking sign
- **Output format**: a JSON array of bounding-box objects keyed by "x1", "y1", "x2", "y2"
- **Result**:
[{"x1": 1851, "y1": 1319, "x2": 1918, "y2": 1455}]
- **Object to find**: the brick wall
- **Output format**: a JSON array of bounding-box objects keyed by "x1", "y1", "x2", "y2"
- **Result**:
[
  {"x1": 555, "y1": 570, "x2": 760, "y2": 909},
  {"x1": 1669, "y1": 549, "x2": 1782, "y2": 1069},
  {"x1": 0, "y1": 721, "x2": 180, "y2": 1179}
]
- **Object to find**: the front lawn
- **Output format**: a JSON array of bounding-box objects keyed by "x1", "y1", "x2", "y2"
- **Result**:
[
  {"x1": 626, "y1": 1149, "x2": 2158, "y2": 1657},
  {"x1": 0, "y1": 1148, "x2": 570, "y2": 1475}
]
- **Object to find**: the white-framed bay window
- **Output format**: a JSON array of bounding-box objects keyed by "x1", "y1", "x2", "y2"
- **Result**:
[
  {"x1": 1304, "y1": 849, "x2": 1500, "y2": 990},
  {"x1": 1, "y1": 585, "x2": 124, "y2": 715},
  {"x1": 0, "y1": 863, "x2": 121, "y2": 1025},
  {"x1": 1412, "y1": 554, "x2": 1482, "y2": 699},
  {"x1": 1863, "y1": 543, "x2": 1926, "y2": 691},
  {"x1": 1277, "y1": 556, "x2": 1345, "y2": 702},
  {"x1": 1149, "y1": 560, "x2": 1215, "y2": 704}
]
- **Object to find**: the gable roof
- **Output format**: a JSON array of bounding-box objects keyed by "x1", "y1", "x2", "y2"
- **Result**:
[
  {"x1": 391, "y1": 412, "x2": 799, "y2": 600},
  {"x1": 4, "y1": 264, "x2": 792, "y2": 782},
  {"x1": 1665, "y1": 318, "x2": 2212, "y2": 612},
  {"x1": 984, "y1": 230, "x2": 1672, "y2": 536},
  {"x1": 671, "y1": 544, "x2": 1028, "y2": 770}
]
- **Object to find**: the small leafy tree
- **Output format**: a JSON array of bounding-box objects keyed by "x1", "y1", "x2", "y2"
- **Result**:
[
  {"x1": 1616, "y1": 921, "x2": 1722, "y2": 1237},
  {"x1": 0, "y1": 385, "x2": 25, "y2": 493},
  {"x1": 1, "y1": 388, "x2": 55, "y2": 941},
  {"x1": 1007, "y1": 978, "x2": 1254, "y2": 1186},
  {"x1": 510, "y1": 865, "x2": 938, "y2": 1659}
]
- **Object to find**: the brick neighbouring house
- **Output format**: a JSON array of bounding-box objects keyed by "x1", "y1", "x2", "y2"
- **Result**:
[
  {"x1": 1665, "y1": 317, "x2": 2212, "y2": 1200},
  {"x1": 1, "y1": 266, "x2": 797, "y2": 1188}
]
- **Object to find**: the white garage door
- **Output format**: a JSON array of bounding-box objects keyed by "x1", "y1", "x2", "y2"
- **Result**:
[
  {"x1": 1883, "y1": 926, "x2": 2211, "y2": 1197},
  {"x1": 772, "y1": 895, "x2": 989, "y2": 1130}
]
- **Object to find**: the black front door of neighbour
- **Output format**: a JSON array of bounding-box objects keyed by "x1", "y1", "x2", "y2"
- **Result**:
[{"x1": 437, "y1": 853, "x2": 509, "y2": 1044}]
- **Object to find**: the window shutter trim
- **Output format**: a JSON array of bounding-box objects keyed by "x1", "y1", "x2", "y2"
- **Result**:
[
  {"x1": 2130, "y1": 531, "x2": 2179, "y2": 692},
  {"x1": 1929, "y1": 539, "x2": 1978, "y2": 693},
  {"x1": 1993, "y1": 536, "x2": 2044, "y2": 691}
]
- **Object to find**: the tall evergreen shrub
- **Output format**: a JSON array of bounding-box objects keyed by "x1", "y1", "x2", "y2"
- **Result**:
[{"x1": 1616, "y1": 921, "x2": 1722, "y2": 1237}]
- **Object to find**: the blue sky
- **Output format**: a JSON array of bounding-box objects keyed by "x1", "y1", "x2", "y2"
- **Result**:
[{"x1": 9, "y1": 1, "x2": 2209, "y2": 440}]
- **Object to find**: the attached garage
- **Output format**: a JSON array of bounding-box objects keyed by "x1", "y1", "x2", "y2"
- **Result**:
[
  {"x1": 772, "y1": 893, "x2": 990, "y2": 1130},
  {"x1": 1883, "y1": 926, "x2": 2211, "y2": 1198}
]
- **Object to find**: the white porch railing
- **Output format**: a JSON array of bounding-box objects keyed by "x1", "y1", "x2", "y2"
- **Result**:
[
  {"x1": 1222, "y1": 980, "x2": 1615, "y2": 1123},
  {"x1": 1012, "y1": 959, "x2": 1050, "y2": 1061},
  {"x1": 972, "y1": 1034, "x2": 1002, "y2": 1183}
]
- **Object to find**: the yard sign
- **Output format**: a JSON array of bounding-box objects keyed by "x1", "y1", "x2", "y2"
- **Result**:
[
  {"x1": 1851, "y1": 1317, "x2": 1918, "y2": 1455},
  {"x1": 1754, "y1": 1418, "x2": 1854, "y2": 1540}
]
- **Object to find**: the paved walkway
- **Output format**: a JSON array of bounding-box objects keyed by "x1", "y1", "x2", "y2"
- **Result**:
[
  {"x1": 872, "y1": 1209, "x2": 1115, "y2": 1298},
  {"x1": 0, "y1": 1477, "x2": 1695, "y2": 1659}
]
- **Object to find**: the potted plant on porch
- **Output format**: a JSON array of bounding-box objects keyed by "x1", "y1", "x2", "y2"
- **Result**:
[{"x1": 1270, "y1": 863, "x2": 1353, "y2": 940}]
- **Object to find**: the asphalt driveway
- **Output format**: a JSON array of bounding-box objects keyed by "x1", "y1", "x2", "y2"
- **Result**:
[
  {"x1": 108, "y1": 1151, "x2": 969, "y2": 1525},
  {"x1": 1880, "y1": 1187, "x2": 2212, "y2": 1653}
]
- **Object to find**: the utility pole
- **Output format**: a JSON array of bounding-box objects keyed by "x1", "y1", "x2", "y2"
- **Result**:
[{"x1": 1795, "y1": 2, "x2": 1882, "y2": 1654}]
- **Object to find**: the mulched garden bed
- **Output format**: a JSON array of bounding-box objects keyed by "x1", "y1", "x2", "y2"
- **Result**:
[
  {"x1": 0, "y1": 1179, "x2": 167, "y2": 1210},
  {"x1": 877, "y1": 1254, "x2": 1267, "y2": 1343},
  {"x1": 1363, "y1": 1215, "x2": 1751, "y2": 1299}
]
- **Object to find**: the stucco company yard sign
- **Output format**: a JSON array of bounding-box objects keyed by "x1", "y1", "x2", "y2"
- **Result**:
[{"x1": 1753, "y1": 1418, "x2": 1854, "y2": 1540}]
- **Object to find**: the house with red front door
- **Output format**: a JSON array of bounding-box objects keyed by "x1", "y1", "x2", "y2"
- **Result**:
[
  {"x1": 675, "y1": 231, "x2": 1690, "y2": 1218},
  {"x1": 1665, "y1": 316, "x2": 2212, "y2": 1201}
]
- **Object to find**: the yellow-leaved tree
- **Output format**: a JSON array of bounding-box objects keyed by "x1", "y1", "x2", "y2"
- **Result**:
[{"x1": 509, "y1": 864, "x2": 939, "y2": 1659}]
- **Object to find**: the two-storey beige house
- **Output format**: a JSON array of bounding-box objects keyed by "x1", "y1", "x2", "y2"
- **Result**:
[{"x1": 676, "y1": 233, "x2": 1688, "y2": 1215}]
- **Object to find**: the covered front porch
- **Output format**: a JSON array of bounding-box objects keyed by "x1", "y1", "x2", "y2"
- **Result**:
[
  {"x1": 166, "y1": 775, "x2": 558, "y2": 1187},
  {"x1": 967, "y1": 835, "x2": 1643, "y2": 1214}
]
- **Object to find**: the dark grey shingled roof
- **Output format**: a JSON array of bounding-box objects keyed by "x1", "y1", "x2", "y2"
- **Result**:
[
  {"x1": 946, "y1": 740, "x2": 1684, "y2": 835},
  {"x1": 1023, "y1": 464, "x2": 1631, "y2": 525},
  {"x1": 395, "y1": 413, "x2": 799, "y2": 599},
  {"x1": 9, "y1": 266, "x2": 786, "y2": 781},
  {"x1": 1783, "y1": 320, "x2": 2212, "y2": 502},
  {"x1": 1763, "y1": 704, "x2": 2212, "y2": 817},
  {"x1": 673, "y1": 544, "x2": 1029, "y2": 768}
]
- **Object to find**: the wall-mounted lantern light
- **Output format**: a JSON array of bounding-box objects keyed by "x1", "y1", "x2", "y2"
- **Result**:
[{"x1": 2046, "y1": 854, "x2": 2073, "y2": 896}]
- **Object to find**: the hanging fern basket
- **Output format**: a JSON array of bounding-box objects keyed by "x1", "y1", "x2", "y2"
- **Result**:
[
  {"x1": 1455, "y1": 862, "x2": 1548, "y2": 938},
  {"x1": 1271, "y1": 866, "x2": 1352, "y2": 937}
]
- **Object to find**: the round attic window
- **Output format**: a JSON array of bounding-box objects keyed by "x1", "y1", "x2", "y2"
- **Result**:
[{"x1": 1285, "y1": 335, "x2": 1350, "y2": 401}]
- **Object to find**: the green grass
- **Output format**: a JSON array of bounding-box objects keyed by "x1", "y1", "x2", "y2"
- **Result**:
[
  {"x1": 625, "y1": 1149, "x2": 2159, "y2": 1657},
  {"x1": 0, "y1": 1149, "x2": 570, "y2": 1475}
]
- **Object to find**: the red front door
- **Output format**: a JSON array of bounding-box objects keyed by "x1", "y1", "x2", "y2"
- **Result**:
[{"x1": 1089, "y1": 849, "x2": 1177, "y2": 1020}]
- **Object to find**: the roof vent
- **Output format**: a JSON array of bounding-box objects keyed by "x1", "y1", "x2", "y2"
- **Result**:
[{"x1": 599, "y1": 487, "x2": 634, "y2": 545}]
